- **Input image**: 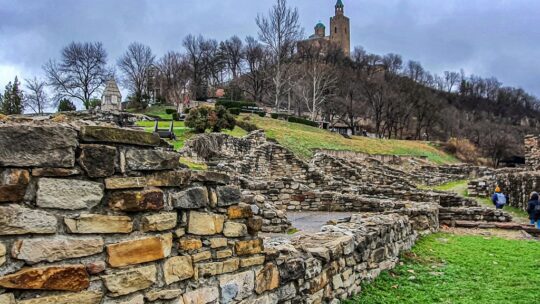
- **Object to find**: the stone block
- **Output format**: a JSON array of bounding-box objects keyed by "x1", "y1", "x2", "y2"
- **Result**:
[
  {"x1": 179, "y1": 238, "x2": 203, "y2": 251},
  {"x1": 11, "y1": 236, "x2": 104, "y2": 264},
  {"x1": 0, "y1": 265, "x2": 89, "y2": 291},
  {"x1": 107, "y1": 234, "x2": 172, "y2": 267},
  {"x1": 223, "y1": 258, "x2": 240, "y2": 273},
  {"x1": 104, "y1": 170, "x2": 191, "y2": 189},
  {"x1": 65, "y1": 214, "x2": 133, "y2": 234},
  {"x1": 31, "y1": 167, "x2": 81, "y2": 177},
  {"x1": 190, "y1": 171, "x2": 230, "y2": 184},
  {"x1": 255, "y1": 263, "x2": 280, "y2": 294},
  {"x1": 227, "y1": 204, "x2": 253, "y2": 219},
  {"x1": 192, "y1": 251, "x2": 212, "y2": 263},
  {"x1": 217, "y1": 186, "x2": 242, "y2": 206},
  {"x1": 103, "y1": 295, "x2": 144, "y2": 304},
  {"x1": 108, "y1": 187, "x2": 164, "y2": 212},
  {"x1": 170, "y1": 187, "x2": 209, "y2": 209},
  {"x1": 219, "y1": 270, "x2": 255, "y2": 303},
  {"x1": 17, "y1": 291, "x2": 103, "y2": 304},
  {"x1": 125, "y1": 149, "x2": 180, "y2": 171},
  {"x1": 0, "y1": 293, "x2": 15, "y2": 304},
  {"x1": 79, "y1": 144, "x2": 117, "y2": 178},
  {"x1": 210, "y1": 238, "x2": 228, "y2": 248},
  {"x1": 247, "y1": 217, "x2": 263, "y2": 235},
  {"x1": 235, "y1": 239, "x2": 264, "y2": 256},
  {"x1": 182, "y1": 287, "x2": 219, "y2": 304},
  {"x1": 0, "y1": 169, "x2": 30, "y2": 202},
  {"x1": 223, "y1": 222, "x2": 248, "y2": 237},
  {"x1": 240, "y1": 256, "x2": 266, "y2": 268},
  {"x1": 141, "y1": 212, "x2": 178, "y2": 232},
  {"x1": 216, "y1": 249, "x2": 233, "y2": 259},
  {"x1": 101, "y1": 265, "x2": 157, "y2": 297},
  {"x1": 0, "y1": 204, "x2": 57, "y2": 235},
  {"x1": 187, "y1": 212, "x2": 225, "y2": 235},
  {"x1": 0, "y1": 125, "x2": 77, "y2": 167},
  {"x1": 37, "y1": 178, "x2": 103, "y2": 210},
  {"x1": 86, "y1": 261, "x2": 107, "y2": 275},
  {"x1": 145, "y1": 289, "x2": 183, "y2": 301},
  {"x1": 80, "y1": 126, "x2": 160, "y2": 146},
  {"x1": 163, "y1": 256, "x2": 194, "y2": 284},
  {"x1": 0, "y1": 242, "x2": 5, "y2": 266}
]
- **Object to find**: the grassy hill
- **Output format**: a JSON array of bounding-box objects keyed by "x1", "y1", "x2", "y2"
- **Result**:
[{"x1": 243, "y1": 114, "x2": 457, "y2": 164}]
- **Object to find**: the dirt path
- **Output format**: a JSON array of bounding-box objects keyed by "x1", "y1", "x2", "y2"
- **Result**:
[{"x1": 441, "y1": 226, "x2": 538, "y2": 241}]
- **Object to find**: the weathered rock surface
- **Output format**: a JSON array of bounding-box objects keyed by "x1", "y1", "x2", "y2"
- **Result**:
[
  {"x1": 11, "y1": 236, "x2": 104, "y2": 264},
  {"x1": 125, "y1": 149, "x2": 180, "y2": 171},
  {"x1": 223, "y1": 222, "x2": 248, "y2": 237},
  {"x1": 37, "y1": 178, "x2": 103, "y2": 210},
  {"x1": 179, "y1": 238, "x2": 203, "y2": 251},
  {"x1": 145, "y1": 289, "x2": 183, "y2": 301},
  {"x1": 108, "y1": 188, "x2": 164, "y2": 212},
  {"x1": 102, "y1": 265, "x2": 157, "y2": 297},
  {"x1": 217, "y1": 186, "x2": 241, "y2": 206},
  {"x1": 255, "y1": 263, "x2": 280, "y2": 294},
  {"x1": 187, "y1": 212, "x2": 224, "y2": 235},
  {"x1": 0, "y1": 204, "x2": 57, "y2": 235},
  {"x1": 170, "y1": 187, "x2": 209, "y2": 209},
  {"x1": 0, "y1": 169, "x2": 30, "y2": 202},
  {"x1": 79, "y1": 144, "x2": 117, "y2": 178},
  {"x1": 80, "y1": 126, "x2": 160, "y2": 146},
  {"x1": 228, "y1": 204, "x2": 253, "y2": 219},
  {"x1": 0, "y1": 265, "x2": 89, "y2": 291},
  {"x1": 163, "y1": 256, "x2": 194, "y2": 284},
  {"x1": 0, "y1": 242, "x2": 6, "y2": 266},
  {"x1": 141, "y1": 212, "x2": 178, "y2": 232},
  {"x1": 65, "y1": 214, "x2": 133, "y2": 234},
  {"x1": 31, "y1": 167, "x2": 81, "y2": 177},
  {"x1": 104, "y1": 170, "x2": 191, "y2": 189},
  {"x1": 190, "y1": 171, "x2": 230, "y2": 184},
  {"x1": 182, "y1": 287, "x2": 219, "y2": 304},
  {"x1": 0, "y1": 293, "x2": 15, "y2": 304},
  {"x1": 103, "y1": 294, "x2": 144, "y2": 304},
  {"x1": 235, "y1": 239, "x2": 264, "y2": 256},
  {"x1": 107, "y1": 234, "x2": 172, "y2": 267},
  {"x1": 16, "y1": 291, "x2": 103, "y2": 304},
  {"x1": 0, "y1": 125, "x2": 77, "y2": 168},
  {"x1": 219, "y1": 270, "x2": 255, "y2": 303}
]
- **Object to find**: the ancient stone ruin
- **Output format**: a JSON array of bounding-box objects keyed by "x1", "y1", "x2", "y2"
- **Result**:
[{"x1": 0, "y1": 117, "x2": 531, "y2": 304}]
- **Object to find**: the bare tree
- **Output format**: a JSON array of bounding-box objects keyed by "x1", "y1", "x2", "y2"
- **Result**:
[
  {"x1": 220, "y1": 36, "x2": 244, "y2": 79},
  {"x1": 117, "y1": 42, "x2": 155, "y2": 99},
  {"x1": 43, "y1": 42, "x2": 111, "y2": 109},
  {"x1": 241, "y1": 36, "x2": 270, "y2": 103},
  {"x1": 157, "y1": 51, "x2": 191, "y2": 112},
  {"x1": 256, "y1": 0, "x2": 303, "y2": 111},
  {"x1": 443, "y1": 71, "x2": 460, "y2": 93},
  {"x1": 24, "y1": 77, "x2": 49, "y2": 114}
]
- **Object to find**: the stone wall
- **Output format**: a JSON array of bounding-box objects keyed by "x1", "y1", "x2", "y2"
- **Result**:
[
  {"x1": 496, "y1": 171, "x2": 540, "y2": 210},
  {"x1": 524, "y1": 135, "x2": 540, "y2": 170}
]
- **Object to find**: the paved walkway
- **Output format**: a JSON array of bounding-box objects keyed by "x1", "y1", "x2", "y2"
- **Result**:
[{"x1": 287, "y1": 211, "x2": 353, "y2": 233}]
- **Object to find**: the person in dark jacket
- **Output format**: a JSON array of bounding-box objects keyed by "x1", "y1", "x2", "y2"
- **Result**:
[{"x1": 527, "y1": 192, "x2": 539, "y2": 225}]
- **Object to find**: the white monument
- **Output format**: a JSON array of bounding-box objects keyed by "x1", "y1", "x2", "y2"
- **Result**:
[{"x1": 101, "y1": 79, "x2": 122, "y2": 111}]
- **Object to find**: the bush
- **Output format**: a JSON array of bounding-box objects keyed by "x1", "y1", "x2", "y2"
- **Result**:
[
  {"x1": 165, "y1": 109, "x2": 176, "y2": 115},
  {"x1": 185, "y1": 105, "x2": 236, "y2": 133},
  {"x1": 236, "y1": 119, "x2": 259, "y2": 132},
  {"x1": 257, "y1": 111, "x2": 266, "y2": 117},
  {"x1": 444, "y1": 137, "x2": 480, "y2": 163},
  {"x1": 88, "y1": 98, "x2": 101, "y2": 110},
  {"x1": 287, "y1": 116, "x2": 319, "y2": 127},
  {"x1": 58, "y1": 99, "x2": 76, "y2": 112},
  {"x1": 229, "y1": 108, "x2": 241, "y2": 115}
]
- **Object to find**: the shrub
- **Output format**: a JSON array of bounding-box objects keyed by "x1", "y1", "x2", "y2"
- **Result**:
[
  {"x1": 58, "y1": 99, "x2": 76, "y2": 112},
  {"x1": 257, "y1": 111, "x2": 266, "y2": 117},
  {"x1": 88, "y1": 98, "x2": 101, "y2": 110},
  {"x1": 287, "y1": 116, "x2": 319, "y2": 127},
  {"x1": 444, "y1": 137, "x2": 480, "y2": 163},
  {"x1": 165, "y1": 109, "x2": 176, "y2": 115},
  {"x1": 236, "y1": 119, "x2": 259, "y2": 132},
  {"x1": 185, "y1": 105, "x2": 236, "y2": 133},
  {"x1": 229, "y1": 108, "x2": 241, "y2": 115}
]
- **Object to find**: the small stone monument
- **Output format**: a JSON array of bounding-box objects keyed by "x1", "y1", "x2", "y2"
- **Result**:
[{"x1": 101, "y1": 79, "x2": 122, "y2": 111}]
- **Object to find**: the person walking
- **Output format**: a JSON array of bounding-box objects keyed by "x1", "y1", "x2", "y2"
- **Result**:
[
  {"x1": 527, "y1": 192, "x2": 539, "y2": 226},
  {"x1": 534, "y1": 195, "x2": 540, "y2": 229},
  {"x1": 491, "y1": 187, "x2": 507, "y2": 210}
]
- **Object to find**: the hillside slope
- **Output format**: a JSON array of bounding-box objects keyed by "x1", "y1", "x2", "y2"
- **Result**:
[{"x1": 244, "y1": 114, "x2": 457, "y2": 164}]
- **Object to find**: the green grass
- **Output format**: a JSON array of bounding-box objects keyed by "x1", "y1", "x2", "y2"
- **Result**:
[
  {"x1": 243, "y1": 114, "x2": 457, "y2": 164},
  {"x1": 135, "y1": 119, "x2": 248, "y2": 151},
  {"x1": 346, "y1": 233, "x2": 540, "y2": 304},
  {"x1": 127, "y1": 105, "x2": 176, "y2": 120},
  {"x1": 180, "y1": 157, "x2": 208, "y2": 171}
]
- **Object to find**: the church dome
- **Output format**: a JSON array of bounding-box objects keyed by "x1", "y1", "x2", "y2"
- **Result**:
[{"x1": 315, "y1": 22, "x2": 325, "y2": 29}]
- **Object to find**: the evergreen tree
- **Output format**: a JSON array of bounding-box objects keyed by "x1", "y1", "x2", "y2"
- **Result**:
[
  {"x1": 1, "y1": 77, "x2": 24, "y2": 115},
  {"x1": 1, "y1": 82, "x2": 13, "y2": 114}
]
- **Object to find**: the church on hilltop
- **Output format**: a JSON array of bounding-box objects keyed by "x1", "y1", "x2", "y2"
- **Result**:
[{"x1": 298, "y1": 0, "x2": 351, "y2": 57}]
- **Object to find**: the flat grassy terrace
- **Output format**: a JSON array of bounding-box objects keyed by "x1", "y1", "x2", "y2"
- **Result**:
[
  {"x1": 243, "y1": 114, "x2": 457, "y2": 164},
  {"x1": 346, "y1": 233, "x2": 540, "y2": 304}
]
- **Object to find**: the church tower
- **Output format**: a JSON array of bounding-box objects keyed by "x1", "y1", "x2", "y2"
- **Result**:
[{"x1": 330, "y1": 0, "x2": 350, "y2": 56}]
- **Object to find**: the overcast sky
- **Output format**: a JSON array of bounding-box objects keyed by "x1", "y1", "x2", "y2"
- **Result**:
[{"x1": 1, "y1": 0, "x2": 539, "y2": 106}]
